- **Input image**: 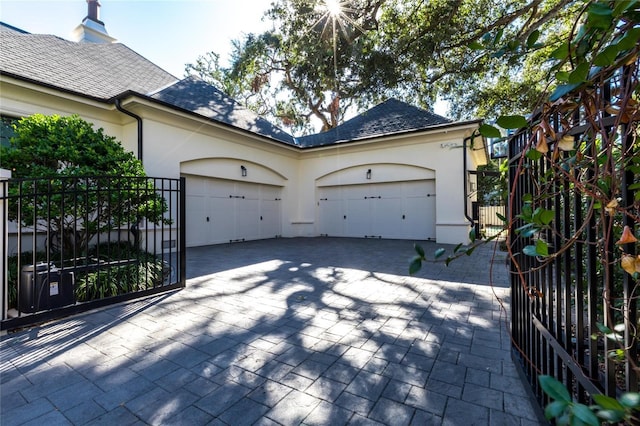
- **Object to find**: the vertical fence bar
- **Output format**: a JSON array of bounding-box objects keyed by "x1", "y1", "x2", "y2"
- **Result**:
[
  {"x1": 2, "y1": 175, "x2": 185, "y2": 331},
  {"x1": 508, "y1": 58, "x2": 639, "y2": 410},
  {"x1": 179, "y1": 177, "x2": 186, "y2": 286}
]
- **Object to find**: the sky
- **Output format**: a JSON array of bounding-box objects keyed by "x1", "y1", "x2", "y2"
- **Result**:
[
  {"x1": 0, "y1": 0, "x2": 450, "y2": 117},
  {"x1": 0, "y1": 0, "x2": 273, "y2": 77}
]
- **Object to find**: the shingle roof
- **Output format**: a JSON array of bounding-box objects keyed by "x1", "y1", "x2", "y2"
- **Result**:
[
  {"x1": 0, "y1": 24, "x2": 466, "y2": 149},
  {"x1": 151, "y1": 76, "x2": 295, "y2": 145},
  {"x1": 0, "y1": 29, "x2": 177, "y2": 99},
  {"x1": 296, "y1": 99, "x2": 453, "y2": 147}
]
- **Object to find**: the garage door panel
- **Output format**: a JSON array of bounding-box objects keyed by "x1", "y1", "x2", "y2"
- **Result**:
[
  {"x1": 260, "y1": 199, "x2": 281, "y2": 239},
  {"x1": 317, "y1": 179, "x2": 436, "y2": 241},
  {"x1": 346, "y1": 198, "x2": 370, "y2": 237},
  {"x1": 185, "y1": 176, "x2": 282, "y2": 247},
  {"x1": 237, "y1": 199, "x2": 260, "y2": 240},
  {"x1": 207, "y1": 179, "x2": 235, "y2": 198},
  {"x1": 374, "y1": 198, "x2": 403, "y2": 238},
  {"x1": 186, "y1": 195, "x2": 207, "y2": 246},
  {"x1": 210, "y1": 197, "x2": 235, "y2": 243},
  {"x1": 318, "y1": 200, "x2": 344, "y2": 236}
]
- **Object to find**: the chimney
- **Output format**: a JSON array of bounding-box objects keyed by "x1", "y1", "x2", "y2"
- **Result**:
[
  {"x1": 71, "y1": 0, "x2": 116, "y2": 43},
  {"x1": 87, "y1": 0, "x2": 101, "y2": 24}
]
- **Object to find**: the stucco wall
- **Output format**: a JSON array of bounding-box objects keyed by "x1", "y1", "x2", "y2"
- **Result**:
[{"x1": 0, "y1": 79, "x2": 482, "y2": 245}]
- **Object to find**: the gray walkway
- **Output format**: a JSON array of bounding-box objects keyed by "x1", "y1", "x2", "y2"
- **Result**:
[{"x1": 1, "y1": 238, "x2": 543, "y2": 425}]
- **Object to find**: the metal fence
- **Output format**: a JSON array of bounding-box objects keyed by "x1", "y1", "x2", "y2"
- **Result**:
[
  {"x1": 508, "y1": 63, "x2": 639, "y2": 410},
  {"x1": 1, "y1": 175, "x2": 185, "y2": 331}
]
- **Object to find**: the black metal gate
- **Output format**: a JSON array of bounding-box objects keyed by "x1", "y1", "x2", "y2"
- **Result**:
[
  {"x1": 508, "y1": 62, "x2": 638, "y2": 410},
  {"x1": 1, "y1": 175, "x2": 186, "y2": 331}
]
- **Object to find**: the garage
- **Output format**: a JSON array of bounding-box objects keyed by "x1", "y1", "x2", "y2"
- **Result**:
[
  {"x1": 185, "y1": 175, "x2": 282, "y2": 246},
  {"x1": 317, "y1": 180, "x2": 436, "y2": 240}
]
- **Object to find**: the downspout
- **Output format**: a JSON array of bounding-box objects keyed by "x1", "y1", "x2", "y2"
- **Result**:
[
  {"x1": 463, "y1": 135, "x2": 474, "y2": 224},
  {"x1": 115, "y1": 99, "x2": 143, "y2": 162}
]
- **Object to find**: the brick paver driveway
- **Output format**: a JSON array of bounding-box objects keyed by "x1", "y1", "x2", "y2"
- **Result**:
[{"x1": 1, "y1": 237, "x2": 542, "y2": 425}]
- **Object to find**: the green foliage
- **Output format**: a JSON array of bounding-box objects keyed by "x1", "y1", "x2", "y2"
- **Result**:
[
  {"x1": 75, "y1": 244, "x2": 164, "y2": 302},
  {"x1": 5, "y1": 243, "x2": 165, "y2": 309},
  {"x1": 187, "y1": 0, "x2": 576, "y2": 133},
  {"x1": 412, "y1": 3, "x2": 640, "y2": 420},
  {"x1": 539, "y1": 375, "x2": 640, "y2": 424},
  {"x1": 409, "y1": 229, "x2": 502, "y2": 275},
  {"x1": 0, "y1": 114, "x2": 170, "y2": 254}
]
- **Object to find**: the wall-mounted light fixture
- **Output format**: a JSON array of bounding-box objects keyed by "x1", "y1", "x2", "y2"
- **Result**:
[
  {"x1": 366, "y1": 169, "x2": 372, "y2": 180},
  {"x1": 241, "y1": 165, "x2": 247, "y2": 177}
]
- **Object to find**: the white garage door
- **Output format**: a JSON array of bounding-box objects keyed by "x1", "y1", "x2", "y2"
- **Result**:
[
  {"x1": 185, "y1": 176, "x2": 282, "y2": 247},
  {"x1": 318, "y1": 180, "x2": 436, "y2": 240}
]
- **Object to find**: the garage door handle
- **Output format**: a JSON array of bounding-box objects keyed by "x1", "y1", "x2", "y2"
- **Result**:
[
  {"x1": 260, "y1": 216, "x2": 263, "y2": 220},
  {"x1": 344, "y1": 215, "x2": 347, "y2": 219},
  {"x1": 402, "y1": 215, "x2": 405, "y2": 220},
  {"x1": 206, "y1": 217, "x2": 210, "y2": 222}
]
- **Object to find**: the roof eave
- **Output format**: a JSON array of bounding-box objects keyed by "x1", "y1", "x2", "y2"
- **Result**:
[
  {"x1": 0, "y1": 71, "x2": 111, "y2": 104},
  {"x1": 111, "y1": 90, "x2": 300, "y2": 149},
  {"x1": 299, "y1": 119, "x2": 483, "y2": 149}
]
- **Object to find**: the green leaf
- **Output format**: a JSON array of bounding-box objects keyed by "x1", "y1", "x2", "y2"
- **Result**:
[
  {"x1": 496, "y1": 115, "x2": 528, "y2": 129},
  {"x1": 468, "y1": 41, "x2": 484, "y2": 50},
  {"x1": 539, "y1": 209, "x2": 554, "y2": 225},
  {"x1": 571, "y1": 403, "x2": 600, "y2": 426},
  {"x1": 555, "y1": 71, "x2": 570, "y2": 82},
  {"x1": 617, "y1": 27, "x2": 640, "y2": 50},
  {"x1": 526, "y1": 149, "x2": 543, "y2": 161},
  {"x1": 539, "y1": 376, "x2": 571, "y2": 402},
  {"x1": 479, "y1": 124, "x2": 501, "y2": 138},
  {"x1": 523, "y1": 245, "x2": 538, "y2": 257},
  {"x1": 613, "y1": 0, "x2": 638, "y2": 16},
  {"x1": 465, "y1": 247, "x2": 475, "y2": 256},
  {"x1": 586, "y1": 2, "x2": 613, "y2": 29},
  {"x1": 545, "y1": 400, "x2": 569, "y2": 419},
  {"x1": 453, "y1": 243, "x2": 463, "y2": 253},
  {"x1": 522, "y1": 193, "x2": 533, "y2": 202},
  {"x1": 527, "y1": 30, "x2": 540, "y2": 48},
  {"x1": 469, "y1": 228, "x2": 476, "y2": 243},
  {"x1": 593, "y1": 45, "x2": 620, "y2": 66},
  {"x1": 414, "y1": 243, "x2": 425, "y2": 258},
  {"x1": 550, "y1": 42, "x2": 569, "y2": 59},
  {"x1": 613, "y1": 323, "x2": 626, "y2": 333},
  {"x1": 597, "y1": 323, "x2": 612, "y2": 334},
  {"x1": 592, "y1": 394, "x2": 624, "y2": 411},
  {"x1": 493, "y1": 28, "x2": 503, "y2": 45},
  {"x1": 619, "y1": 392, "x2": 640, "y2": 409},
  {"x1": 568, "y1": 62, "x2": 590, "y2": 84},
  {"x1": 550, "y1": 83, "x2": 582, "y2": 102},
  {"x1": 495, "y1": 212, "x2": 507, "y2": 223},
  {"x1": 596, "y1": 409, "x2": 625, "y2": 422},
  {"x1": 445, "y1": 257, "x2": 453, "y2": 267},
  {"x1": 519, "y1": 226, "x2": 538, "y2": 238},
  {"x1": 535, "y1": 239, "x2": 549, "y2": 256},
  {"x1": 434, "y1": 247, "x2": 446, "y2": 259},
  {"x1": 409, "y1": 256, "x2": 422, "y2": 275}
]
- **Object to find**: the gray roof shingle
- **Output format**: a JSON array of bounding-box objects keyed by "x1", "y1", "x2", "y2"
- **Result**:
[
  {"x1": 296, "y1": 99, "x2": 453, "y2": 147},
  {"x1": 0, "y1": 29, "x2": 177, "y2": 99},
  {"x1": 0, "y1": 24, "x2": 466, "y2": 149},
  {"x1": 151, "y1": 76, "x2": 295, "y2": 145}
]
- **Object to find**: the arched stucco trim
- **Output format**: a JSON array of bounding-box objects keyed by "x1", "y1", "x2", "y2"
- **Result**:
[
  {"x1": 316, "y1": 163, "x2": 436, "y2": 187},
  {"x1": 180, "y1": 157, "x2": 287, "y2": 186}
]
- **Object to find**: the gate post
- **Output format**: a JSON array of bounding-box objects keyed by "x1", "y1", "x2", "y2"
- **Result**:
[{"x1": 0, "y1": 169, "x2": 11, "y2": 322}]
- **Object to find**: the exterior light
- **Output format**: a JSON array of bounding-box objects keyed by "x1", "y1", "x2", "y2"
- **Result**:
[
  {"x1": 366, "y1": 169, "x2": 372, "y2": 179},
  {"x1": 241, "y1": 165, "x2": 247, "y2": 177}
]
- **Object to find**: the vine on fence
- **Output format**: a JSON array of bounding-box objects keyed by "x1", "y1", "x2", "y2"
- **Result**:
[{"x1": 411, "y1": 1, "x2": 639, "y2": 423}]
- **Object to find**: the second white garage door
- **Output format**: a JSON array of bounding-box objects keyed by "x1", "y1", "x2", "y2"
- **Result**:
[
  {"x1": 185, "y1": 176, "x2": 282, "y2": 247},
  {"x1": 317, "y1": 180, "x2": 436, "y2": 240}
]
